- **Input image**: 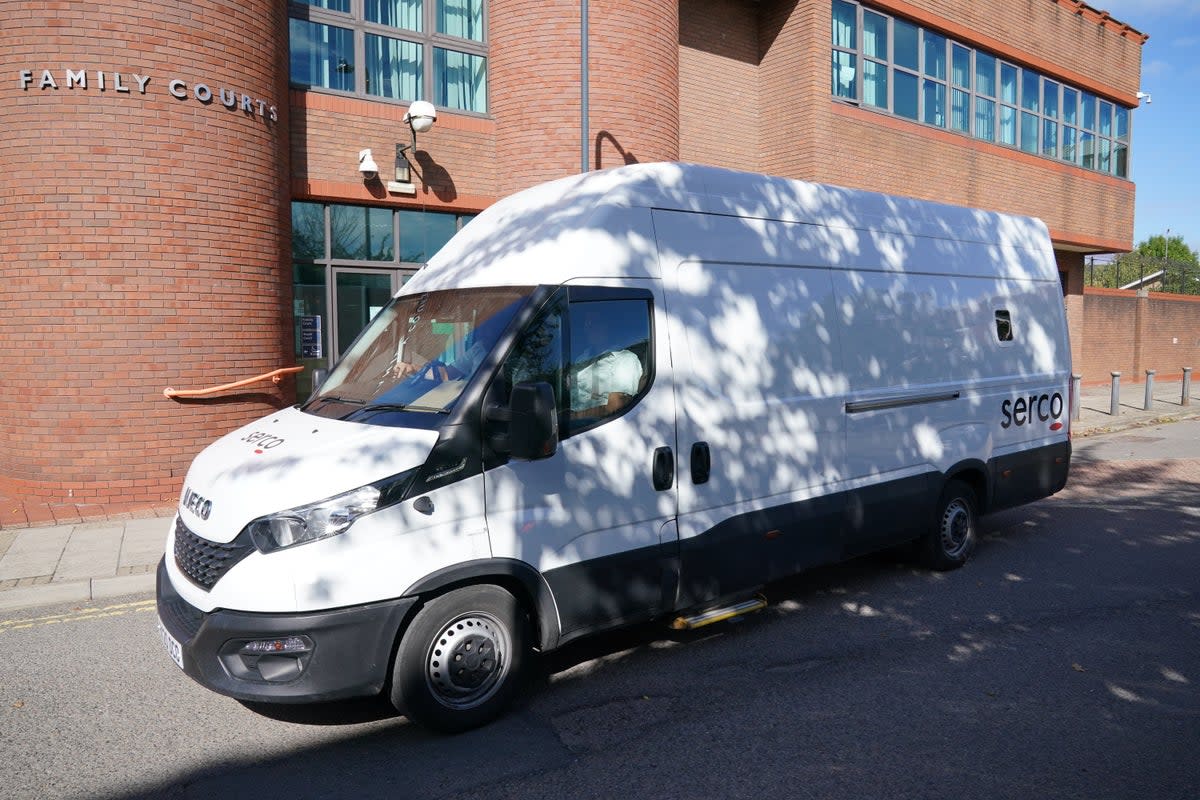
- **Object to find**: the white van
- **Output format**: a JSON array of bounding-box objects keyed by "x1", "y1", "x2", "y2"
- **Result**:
[{"x1": 157, "y1": 163, "x2": 1071, "y2": 731}]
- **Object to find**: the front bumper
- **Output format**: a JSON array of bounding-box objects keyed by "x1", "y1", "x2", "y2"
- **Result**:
[{"x1": 155, "y1": 558, "x2": 418, "y2": 704}]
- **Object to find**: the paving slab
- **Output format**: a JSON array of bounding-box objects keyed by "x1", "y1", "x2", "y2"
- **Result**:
[
  {"x1": 0, "y1": 526, "x2": 72, "y2": 581},
  {"x1": 56, "y1": 526, "x2": 123, "y2": 581}
]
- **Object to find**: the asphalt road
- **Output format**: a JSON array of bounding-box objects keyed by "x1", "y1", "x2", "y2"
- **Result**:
[{"x1": 2, "y1": 422, "x2": 1198, "y2": 800}]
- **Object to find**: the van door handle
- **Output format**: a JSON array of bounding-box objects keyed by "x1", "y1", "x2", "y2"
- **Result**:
[
  {"x1": 690, "y1": 441, "x2": 711, "y2": 485},
  {"x1": 652, "y1": 446, "x2": 674, "y2": 491}
]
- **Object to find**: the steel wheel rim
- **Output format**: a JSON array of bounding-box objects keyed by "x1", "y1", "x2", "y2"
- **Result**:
[
  {"x1": 424, "y1": 612, "x2": 511, "y2": 710},
  {"x1": 940, "y1": 498, "x2": 973, "y2": 558}
]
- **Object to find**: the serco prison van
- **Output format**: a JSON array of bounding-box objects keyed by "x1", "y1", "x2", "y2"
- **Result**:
[{"x1": 157, "y1": 163, "x2": 1072, "y2": 731}]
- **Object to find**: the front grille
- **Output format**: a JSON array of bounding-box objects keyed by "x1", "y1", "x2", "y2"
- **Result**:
[{"x1": 173, "y1": 518, "x2": 254, "y2": 591}]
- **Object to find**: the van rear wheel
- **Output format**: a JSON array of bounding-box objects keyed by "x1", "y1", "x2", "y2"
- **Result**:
[
  {"x1": 390, "y1": 584, "x2": 527, "y2": 733},
  {"x1": 921, "y1": 479, "x2": 978, "y2": 571}
]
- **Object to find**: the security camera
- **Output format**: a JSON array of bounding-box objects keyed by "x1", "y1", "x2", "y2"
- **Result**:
[
  {"x1": 403, "y1": 100, "x2": 438, "y2": 134},
  {"x1": 1137, "y1": 91, "x2": 1152, "y2": 105},
  {"x1": 358, "y1": 148, "x2": 380, "y2": 180}
]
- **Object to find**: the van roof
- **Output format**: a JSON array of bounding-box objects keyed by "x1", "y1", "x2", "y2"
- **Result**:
[{"x1": 405, "y1": 162, "x2": 1055, "y2": 292}]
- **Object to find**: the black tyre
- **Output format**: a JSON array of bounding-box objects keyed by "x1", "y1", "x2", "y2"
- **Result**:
[
  {"x1": 921, "y1": 479, "x2": 978, "y2": 571},
  {"x1": 390, "y1": 584, "x2": 528, "y2": 733}
]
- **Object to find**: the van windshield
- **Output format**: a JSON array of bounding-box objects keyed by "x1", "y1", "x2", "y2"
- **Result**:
[{"x1": 304, "y1": 287, "x2": 532, "y2": 420}]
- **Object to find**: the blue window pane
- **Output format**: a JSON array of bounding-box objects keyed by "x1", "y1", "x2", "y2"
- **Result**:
[
  {"x1": 951, "y1": 88, "x2": 969, "y2": 132},
  {"x1": 365, "y1": 34, "x2": 422, "y2": 100},
  {"x1": 1000, "y1": 63, "x2": 1017, "y2": 104},
  {"x1": 1021, "y1": 69, "x2": 1039, "y2": 112},
  {"x1": 296, "y1": 0, "x2": 350, "y2": 11},
  {"x1": 1080, "y1": 131, "x2": 1096, "y2": 168},
  {"x1": 832, "y1": 0, "x2": 856, "y2": 48},
  {"x1": 290, "y1": 19, "x2": 355, "y2": 91},
  {"x1": 1062, "y1": 126, "x2": 1077, "y2": 163},
  {"x1": 1042, "y1": 119, "x2": 1057, "y2": 158},
  {"x1": 434, "y1": 48, "x2": 487, "y2": 112},
  {"x1": 923, "y1": 31, "x2": 946, "y2": 79},
  {"x1": 1099, "y1": 138, "x2": 1112, "y2": 173},
  {"x1": 439, "y1": 0, "x2": 485, "y2": 41},
  {"x1": 331, "y1": 205, "x2": 394, "y2": 261},
  {"x1": 1116, "y1": 106, "x2": 1129, "y2": 141},
  {"x1": 1020, "y1": 111, "x2": 1038, "y2": 153},
  {"x1": 923, "y1": 79, "x2": 946, "y2": 127},
  {"x1": 1115, "y1": 142, "x2": 1128, "y2": 177},
  {"x1": 1099, "y1": 100, "x2": 1113, "y2": 136},
  {"x1": 1043, "y1": 79, "x2": 1059, "y2": 119},
  {"x1": 832, "y1": 52, "x2": 857, "y2": 99},
  {"x1": 951, "y1": 45, "x2": 970, "y2": 88},
  {"x1": 1081, "y1": 91, "x2": 1097, "y2": 131},
  {"x1": 895, "y1": 70, "x2": 918, "y2": 120},
  {"x1": 1062, "y1": 87, "x2": 1078, "y2": 125},
  {"x1": 1000, "y1": 105, "x2": 1016, "y2": 145},
  {"x1": 863, "y1": 60, "x2": 887, "y2": 109},
  {"x1": 863, "y1": 11, "x2": 888, "y2": 59},
  {"x1": 975, "y1": 97, "x2": 995, "y2": 141},
  {"x1": 366, "y1": 0, "x2": 422, "y2": 31},
  {"x1": 400, "y1": 210, "x2": 458, "y2": 262},
  {"x1": 975, "y1": 52, "x2": 995, "y2": 97},
  {"x1": 292, "y1": 202, "x2": 326, "y2": 260},
  {"x1": 894, "y1": 20, "x2": 918, "y2": 71}
]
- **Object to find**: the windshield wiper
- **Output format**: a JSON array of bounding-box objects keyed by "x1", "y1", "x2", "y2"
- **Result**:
[
  {"x1": 306, "y1": 395, "x2": 366, "y2": 410},
  {"x1": 342, "y1": 402, "x2": 449, "y2": 420}
]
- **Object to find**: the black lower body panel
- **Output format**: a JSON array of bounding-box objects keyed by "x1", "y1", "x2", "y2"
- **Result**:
[
  {"x1": 155, "y1": 559, "x2": 417, "y2": 704},
  {"x1": 988, "y1": 440, "x2": 1071, "y2": 513}
]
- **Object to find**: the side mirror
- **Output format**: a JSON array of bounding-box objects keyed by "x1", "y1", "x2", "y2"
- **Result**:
[{"x1": 509, "y1": 381, "x2": 558, "y2": 460}]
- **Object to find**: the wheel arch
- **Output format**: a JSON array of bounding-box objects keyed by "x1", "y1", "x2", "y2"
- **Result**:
[
  {"x1": 402, "y1": 558, "x2": 562, "y2": 652},
  {"x1": 944, "y1": 459, "x2": 989, "y2": 513}
]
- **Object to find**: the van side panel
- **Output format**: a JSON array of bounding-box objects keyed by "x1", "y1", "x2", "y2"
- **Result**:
[{"x1": 660, "y1": 209, "x2": 849, "y2": 606}]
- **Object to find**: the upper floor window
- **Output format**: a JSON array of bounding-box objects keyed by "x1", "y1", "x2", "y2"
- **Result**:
[
  {"x1": 830, "y1": 0, "x2": 1131, "y2": 179},
  {"x1": 289, "y1": 0, "x2": 487, "y2": 113}
]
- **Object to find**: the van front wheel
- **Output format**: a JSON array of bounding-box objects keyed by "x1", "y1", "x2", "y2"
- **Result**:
[
  {"x1": 390, "y1": 584, "x2": 527, "y2": 733},
  {"x1": 921, "y1": 479, "x2": 978, "y2": 571}
]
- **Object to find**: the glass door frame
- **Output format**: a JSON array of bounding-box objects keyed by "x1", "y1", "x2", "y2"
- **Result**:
[{"x1": 328, "y1": 266, "x2": 409, "y2": 361}]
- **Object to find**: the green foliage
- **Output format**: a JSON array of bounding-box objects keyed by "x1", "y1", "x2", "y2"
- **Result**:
[
  {"x1": 1133, "y1": 234, "x2": 1199, "y2": 265},
  {"x1": 1086, "y1": 236, "x2": 1200, "y2": 296}
]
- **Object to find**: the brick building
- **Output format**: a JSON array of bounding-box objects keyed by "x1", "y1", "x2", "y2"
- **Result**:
[{"x1": 0, "y1": 0, "x2": 1147, "y2": 512}]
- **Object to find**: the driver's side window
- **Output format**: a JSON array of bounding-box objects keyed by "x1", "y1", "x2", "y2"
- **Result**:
[{"x1": 491, "y1": 288, "x2": 654, "y2": 445}]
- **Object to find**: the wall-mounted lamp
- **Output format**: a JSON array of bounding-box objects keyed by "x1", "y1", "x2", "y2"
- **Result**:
[
  {"x1": 1137, "y1": 91, "x2": 1152, "y2": 105},
  {"x1": 358, "y1": 148, "x2": 380, "y2": 181},
  {"x1": 393, "y1": 100, "x2": 438, "y2": 187}
]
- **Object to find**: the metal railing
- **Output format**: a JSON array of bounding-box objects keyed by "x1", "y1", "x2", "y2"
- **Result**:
[{"x1": 163, "y1": 367, "x2": 304, "y2": 399}]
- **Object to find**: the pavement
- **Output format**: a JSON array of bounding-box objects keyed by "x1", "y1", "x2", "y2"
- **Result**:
[{"x1": 0, "y1": 378, "x2": 1196, "y2": 613}]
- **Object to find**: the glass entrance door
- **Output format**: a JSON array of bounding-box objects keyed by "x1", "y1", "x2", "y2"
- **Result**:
[{"x1": 332, "y1": 269, "x2": 401, "y2": 359}]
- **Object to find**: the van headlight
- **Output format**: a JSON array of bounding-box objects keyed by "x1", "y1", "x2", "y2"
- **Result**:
[{"x1": 246, "y1": 470, "x2": 415, "y2": 553}]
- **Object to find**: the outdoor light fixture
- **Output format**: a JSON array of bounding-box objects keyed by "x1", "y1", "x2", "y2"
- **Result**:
[
  {"x1": 392, "y1": 100, "x2": 437, "y2": 191},
  {"x1": 358, "y1": 148, "x2": 380, "y2": 181}
]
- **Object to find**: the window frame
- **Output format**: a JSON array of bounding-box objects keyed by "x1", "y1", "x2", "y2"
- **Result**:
[
  {"x1": 288, "y1": 0, "x2": 489, "y2": 114},
  {"x1": 829, "y1": 1, "x2": 1133, "y2": 179}
]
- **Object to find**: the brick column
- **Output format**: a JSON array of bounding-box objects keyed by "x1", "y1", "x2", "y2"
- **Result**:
[{"x1": 0, "y1": 1, "x2": 292, "y2": 508}]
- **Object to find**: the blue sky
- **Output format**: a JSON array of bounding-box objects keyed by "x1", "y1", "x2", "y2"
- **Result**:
[{"x1": 1097, "y1": 0, "x2": 1200, "y2": 254}]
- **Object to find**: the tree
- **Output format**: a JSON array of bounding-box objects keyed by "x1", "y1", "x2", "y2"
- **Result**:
[
  {"x1": 1091, "y1": 235, "x2": 1200, "y2": 295},
  {"x1": 1133, "y1": 234, "x2": 1199, "y2": 265}
]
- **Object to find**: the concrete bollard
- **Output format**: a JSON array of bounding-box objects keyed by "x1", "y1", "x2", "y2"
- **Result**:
[
  {"x1": 1071, "y1": 373, "x2": 1082, "y2": 421},
  {"x1": 1184, "y1": 368, "x2": 1193, "y2": 408},
  {"x1": 1110, "y1": 372, "x2": 1121, "y2": 416},
  {"x1": 1144, "y1": 370, "x2": 1156, "y2": 411}
]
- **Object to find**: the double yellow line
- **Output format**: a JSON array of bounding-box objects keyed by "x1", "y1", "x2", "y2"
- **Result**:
[{"x1": 0, "y1": 599, "x2": 156, "y2": 636}]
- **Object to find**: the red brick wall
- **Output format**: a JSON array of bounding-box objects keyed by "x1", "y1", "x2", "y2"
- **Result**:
[
  {"x1": 679, "y1": 0, "x2": 761, "y2": 168},
  {"x1": 1077, "y1": 289, "x2": 1200, "y2": 385},
  {"x1": 291, "y1": 92, "x2": 498, "y2": 212},
  {"x1": 490, "y1": 0, "x2": 679, "y2": 196},
  {"x1": 745, "y1": 0, "x2": 1140, "y2": 251},
  {"x1": 0, "y1": 1, "x2": 291, "y2": 505}
]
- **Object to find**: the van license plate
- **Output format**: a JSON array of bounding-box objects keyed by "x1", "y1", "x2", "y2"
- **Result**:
[{"x1": 157, "y1": 618, "x2": 184, "y2": 670}]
